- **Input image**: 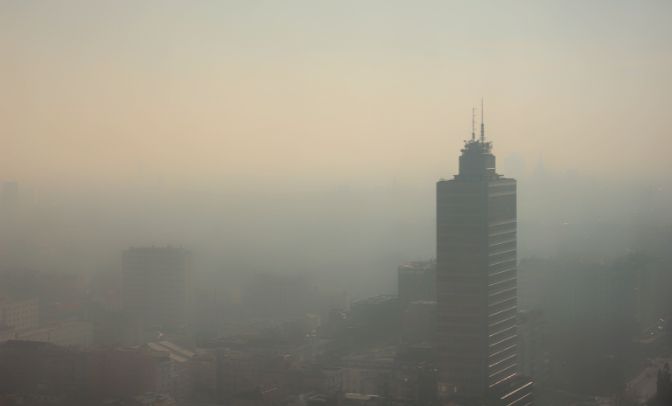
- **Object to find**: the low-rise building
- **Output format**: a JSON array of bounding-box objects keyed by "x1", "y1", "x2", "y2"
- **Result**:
[
  {"x1": 146, "y1": 341, "x2": 196, "y2": 402},
  {"x1": 12, "y1": 320, "x2": 93, "y2": 347}
]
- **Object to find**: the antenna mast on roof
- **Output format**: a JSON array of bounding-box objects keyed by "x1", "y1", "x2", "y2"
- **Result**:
[
  {"x1": 480, "y1": 98, "x2": 485, "y2": 142},
  {"x1": 471, "y1": 107, "x2": 476, "y2": 141}
]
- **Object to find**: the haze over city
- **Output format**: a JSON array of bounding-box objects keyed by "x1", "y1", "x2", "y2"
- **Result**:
[
  {"x1": 3, "y1": 0, "x2": 671, "y2": 294},
  {"x1": 1, "y1": 2, "x2": 671, "y2": 406}
]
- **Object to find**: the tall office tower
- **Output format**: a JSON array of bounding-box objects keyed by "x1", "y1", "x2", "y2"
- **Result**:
[
  {"x1": 436, "y1": 110, "x2": 532, "y2": 405},
  {"x1": 122, "y1": 247, "x2": 191, "y2": 334}
]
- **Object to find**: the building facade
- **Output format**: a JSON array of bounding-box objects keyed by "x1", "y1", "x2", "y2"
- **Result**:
[
  {"x1": 0, "y1": 297, "x2": 38, "y2": 332},
  {"x1": 436, "y1": 119, "x2": 531, "y2": 405},
  {"x1": 398, "y1": 260, "x2": 436, "y2": 309},
  {"x1": 122, "y1": 247, "x2": 191, "y2": 334}
]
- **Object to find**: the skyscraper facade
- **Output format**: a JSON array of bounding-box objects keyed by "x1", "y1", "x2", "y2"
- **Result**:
[
  {"x1": 122, "y1": 246, "x2": 191, "y2": 334},
  {"x1": 436, "y1": 117, "x2": 531, "y2": 405}
]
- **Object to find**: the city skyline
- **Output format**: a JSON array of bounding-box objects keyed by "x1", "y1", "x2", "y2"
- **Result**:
[{"x1": 1, "y1": 3, "x2": 671, "y2": 404}]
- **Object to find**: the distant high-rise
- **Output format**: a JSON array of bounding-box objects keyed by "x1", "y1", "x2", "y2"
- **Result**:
[
  {"x1": 0, "y1": 181, "x2": 18, "y2": 211},
  {"x1": 436, "y1": 111, "x2": 532, "y2": 405},
  {"x1": 122, "y1": 247, "x2": 191, "y2": 333},
  {"x1": 398, "y1": 260, "x2": 436, "y2": 308}
]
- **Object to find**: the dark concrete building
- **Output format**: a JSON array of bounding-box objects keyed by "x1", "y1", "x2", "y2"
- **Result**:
[
  {"x1": 401, "y1": 300, "x2": 436, "y2": 345},
  {"x1": 436, "y1": 114, "x2": 531, "y2": 405}
]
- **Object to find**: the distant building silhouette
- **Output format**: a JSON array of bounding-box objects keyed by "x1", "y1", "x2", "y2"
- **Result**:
[
  {"x1": 398, "y1": 260, "x2": 436, "y2": 308},
  {"x1": 435, "y1": 112, "x2": 532, "y2": 405},
  {"x1": 122, "y1": 246, "x2": 191, "y2": 335},
  {"x1": 0, "y1": 181, "x2": 18, "y2": 211}
]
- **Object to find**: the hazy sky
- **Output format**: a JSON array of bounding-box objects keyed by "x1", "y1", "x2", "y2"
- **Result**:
[{"x1": 2, "y1": 0, "x2": 671, "y2": 189}]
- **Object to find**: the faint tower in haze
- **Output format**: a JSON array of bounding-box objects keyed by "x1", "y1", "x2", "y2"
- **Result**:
[
  {"x1": 122, "y1": 246, "x2": 192, "y2": 335},
  {"x1": 435, "y1": 107, "x2": 533, "y2": 404},
  {"x1": 398, "y1": 260, "x2": 436, "y2": 308},
  {"x1": 0, "y1": 181, "x2": 18, "y2": 212}
]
